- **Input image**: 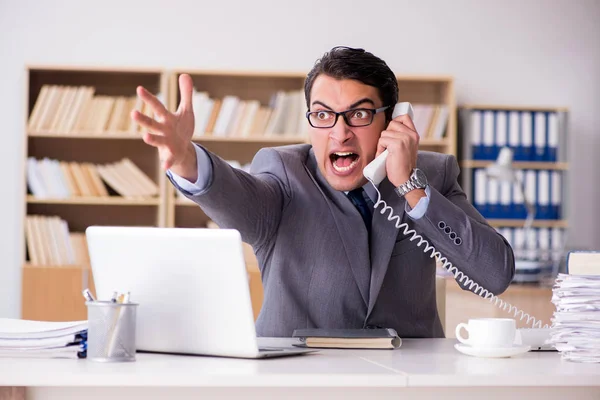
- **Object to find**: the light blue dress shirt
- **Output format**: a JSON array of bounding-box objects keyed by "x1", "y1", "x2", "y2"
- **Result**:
[{"x1": 167, "y1": 143, "x2": 431, "y2": 220}]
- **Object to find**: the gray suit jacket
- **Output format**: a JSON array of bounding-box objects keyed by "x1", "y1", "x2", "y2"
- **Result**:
[{"x1": 170, "y1": 144, "x2": 515, "y2": 338}]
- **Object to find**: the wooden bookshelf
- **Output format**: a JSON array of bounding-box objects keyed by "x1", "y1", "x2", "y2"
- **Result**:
[
  {"x1": 165, "y1": 70, "x2": 457, "y2": 230},
  {"x1": 21, "y1": 66, "x2": 457, "y2": 322},
  {"x1": 22, "y1": 66, "x2": 168, "y2": 321},
  {"x1": 21, "y1": 265, "x2": 95, "y2": 322},
  {"x1": 164, "y1": 70, "x2": 457, "y2": 320}
]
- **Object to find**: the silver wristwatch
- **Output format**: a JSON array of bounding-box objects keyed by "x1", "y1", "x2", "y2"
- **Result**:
[{"x1": 394, "y1": 168, "x2": 428, "y2": 197}]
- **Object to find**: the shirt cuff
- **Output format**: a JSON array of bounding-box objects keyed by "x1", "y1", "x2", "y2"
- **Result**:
[
  {"x1": 166, "y1": 143, "x2": 212, "y2": 195},
  {"x1": 405, "y1": 185, "x2": 431, "y2": 220}
]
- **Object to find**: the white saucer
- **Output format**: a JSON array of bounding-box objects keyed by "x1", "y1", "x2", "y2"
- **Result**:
[{"x1": 454, "y1": 343, "x2": 531, "y2": 358}]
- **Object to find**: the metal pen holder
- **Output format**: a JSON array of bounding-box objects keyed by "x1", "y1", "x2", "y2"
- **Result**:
[{"x1": 86, "y1": 301, "x2": 139, "y2": 362}]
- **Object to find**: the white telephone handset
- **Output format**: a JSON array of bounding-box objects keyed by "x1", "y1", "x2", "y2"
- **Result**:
[
  {"x1": 361, "y1": 102, "x2": 550, "y2": 342},
  {"x1": 363, "y1": 102, "x2": 415, "y2": 185}
]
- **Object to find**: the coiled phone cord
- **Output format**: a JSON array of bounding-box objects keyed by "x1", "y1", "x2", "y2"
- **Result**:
[{"x1": 370, "y1": 183, "x2": 550, "y2": 329}]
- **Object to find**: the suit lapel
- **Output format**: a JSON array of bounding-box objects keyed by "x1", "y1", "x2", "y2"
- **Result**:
[
  {"x1": 367, "y1": 178, "x2": 405, "y2": 316},
  {"x1": 305, "y1": 151, "x2": 370, "y2": 307}
]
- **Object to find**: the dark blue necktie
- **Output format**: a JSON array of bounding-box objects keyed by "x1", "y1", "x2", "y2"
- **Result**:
[{"x1": 347, "y1": 188, "x2": 373, "y2": 233}]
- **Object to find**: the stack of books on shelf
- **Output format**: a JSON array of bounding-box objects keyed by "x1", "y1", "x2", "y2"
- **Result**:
[
  {"x1": 96, "y1": 159, "x2": 159, "y2": 198},
  {"x1": 467, "y1": 109, "x2": 561, "y2": 162},
  {"x1": 27, "y1": 84, "x2": 162, "y2": 134},
  {"x1": 24, "y1": 215, "x2": 89, "y2": 266},
  {"x1": 190, "y1": 92, "x2": 449, "y2": 140},
  {"x1": 549, "y1": 252, "x2": 600, "y2": 363},
  {"x1": 191, "y1": 89, "x2": 307, "y2": 138},
  {"x1": 0, "y1": 318, "x2": 87, "y2": 359},
  {"x1": 411, "y1": 104, "x2": 449, "y2": 139},
  {"x1": 27, "y1": 157, "x2": 158, "y2": 199}
]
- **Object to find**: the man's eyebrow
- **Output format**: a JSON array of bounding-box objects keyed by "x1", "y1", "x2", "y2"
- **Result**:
[
  {"x1": 311, "y1": 98, "x2": 376, "y2": 110},
  {"x1": 348, "y1": 98, "x2": 375, "y2": 109},
  {"x1": 311, "y1": 101, "x2": 333, "y2": 110}
]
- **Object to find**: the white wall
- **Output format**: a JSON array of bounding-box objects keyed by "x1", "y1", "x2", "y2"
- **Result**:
[{"x1": 1, "y1": 0, "x2": 599, "y2": 318}]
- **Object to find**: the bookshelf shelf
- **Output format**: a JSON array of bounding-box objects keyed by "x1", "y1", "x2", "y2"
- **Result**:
[
  {"x1": 487, "y1": 219, "x2": 568, "y2": 229},
  {"x1": 28, "y1": 131, "x2": 143, "y2": 140},
  {"x1": 26, "y1": 195, "x2": 160, "y2": 206},
  {"x1": 460, "y1": 160, "x2": 569, "y2": 170},
  {"x1": 192, "y1": 135, "x2": 306, "y2": 144},
  {"x1": 460, "y1": 104, "x2": 569, "y2": 112}
]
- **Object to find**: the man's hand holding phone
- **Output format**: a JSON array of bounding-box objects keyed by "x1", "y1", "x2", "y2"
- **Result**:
[
  {"x1": 132, "y1": 74, "x2": 198, "y2": 182},
  {"x1": 377, "y1": 113, "x2": 419, "y2": 188},
  {"x1": 377, "y1": 111, "x2": 425, "y2": 207}
]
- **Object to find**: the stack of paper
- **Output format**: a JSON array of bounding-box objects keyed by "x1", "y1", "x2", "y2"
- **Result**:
[
  {"x1": 548, "y1": 274, "x2": 600, "y2": 363},
  {"x1": 0, "y1": 318, "x2": 87, "y2": 359}
]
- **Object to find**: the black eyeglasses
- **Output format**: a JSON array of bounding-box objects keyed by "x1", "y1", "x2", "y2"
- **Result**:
[{"x1": 306, "y1": 106, "x2": 390, "y2": 128}]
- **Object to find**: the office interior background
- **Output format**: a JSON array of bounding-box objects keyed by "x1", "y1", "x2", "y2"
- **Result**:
[{"x1": 0, "y1": 0, "x2": 599, "y2": 320}]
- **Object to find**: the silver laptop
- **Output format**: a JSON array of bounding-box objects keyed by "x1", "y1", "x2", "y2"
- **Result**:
[{"x1": 85, "y1": 226, "x2": 315, "y2": 359}]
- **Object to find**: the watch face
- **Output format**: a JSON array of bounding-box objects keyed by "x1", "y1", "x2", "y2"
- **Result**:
[{"x1": 412, "y1": 168, "x2": 428, "y2": 187}]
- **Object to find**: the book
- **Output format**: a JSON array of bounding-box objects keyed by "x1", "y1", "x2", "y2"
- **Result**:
[
  {"x1": 567, "y1": 251, "x2": 600, "y2": 275},
  {"x1": 292, "y1": 328, "x2": 401, "y2": 349}
]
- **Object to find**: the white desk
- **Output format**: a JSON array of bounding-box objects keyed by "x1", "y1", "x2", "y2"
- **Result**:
[{"x1": 1, "y1": 338, "x2": 599, "y2": 400}]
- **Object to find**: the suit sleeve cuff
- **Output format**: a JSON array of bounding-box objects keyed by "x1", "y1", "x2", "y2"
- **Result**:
[
  {"x1": 405, "y1": 185, "x2": 431, "y2": 220},
  {"x1": 167, "y1": 143, "x2": 212, "y2": 195}
]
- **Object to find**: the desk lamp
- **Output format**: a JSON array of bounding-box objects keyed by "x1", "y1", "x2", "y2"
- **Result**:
[
  {"x1": 485, "y1": 147, "x2": 536, "y2": 234},
  {"x1": 485, "y1": 147, "x2": 554, "y2": 282}
]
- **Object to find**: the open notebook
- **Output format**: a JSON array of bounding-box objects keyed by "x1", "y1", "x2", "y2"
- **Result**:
[{"x1": 0, "y1": 318, "x2": 87, "y2": 359}]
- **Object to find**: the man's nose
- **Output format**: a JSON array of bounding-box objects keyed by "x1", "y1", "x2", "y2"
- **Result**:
[{"x1": 329, "y1": 115, "x2": 353, "y2": 143}]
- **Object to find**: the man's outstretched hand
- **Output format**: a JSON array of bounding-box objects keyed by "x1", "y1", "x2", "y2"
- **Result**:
[{"x1": 132, "y1": 73, "x2": 198, "y2": 182}]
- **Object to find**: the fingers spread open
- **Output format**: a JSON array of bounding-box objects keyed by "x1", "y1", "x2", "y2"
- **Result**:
[
  {"x1": 142, "y1": 132, "x2": 168, "y2": 148},
  {"x1": 178, "y1": 74, "x2": 194, "y2": 113},
  {"x1": 132, "y1": 110, "x2": 166, "y2": 135},
  {"x1": 136, "y1": 86, "x2": 168, "y2": 119}
]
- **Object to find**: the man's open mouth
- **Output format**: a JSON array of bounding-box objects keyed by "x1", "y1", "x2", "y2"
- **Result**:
[{"x1": 330, "y1": 152, "x2": 360, "y2": 173}]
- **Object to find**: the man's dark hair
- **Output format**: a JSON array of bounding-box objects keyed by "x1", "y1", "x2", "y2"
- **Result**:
[{"x1": 304, "y1": 46, "x2": 399, "y2": 121}]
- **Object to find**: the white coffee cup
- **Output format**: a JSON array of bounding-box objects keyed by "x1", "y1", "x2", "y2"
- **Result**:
[{"x1": 455, "y1": 318, "x2": 516, "y2": 348}]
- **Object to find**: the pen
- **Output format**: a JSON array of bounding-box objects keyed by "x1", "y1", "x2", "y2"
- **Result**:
[
  {"x1": 106, "y1": 291, "x2": 133, "y2": 358},
  {"x1": 82, "y1": 288, "x2": 95, "y2": 302}
]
